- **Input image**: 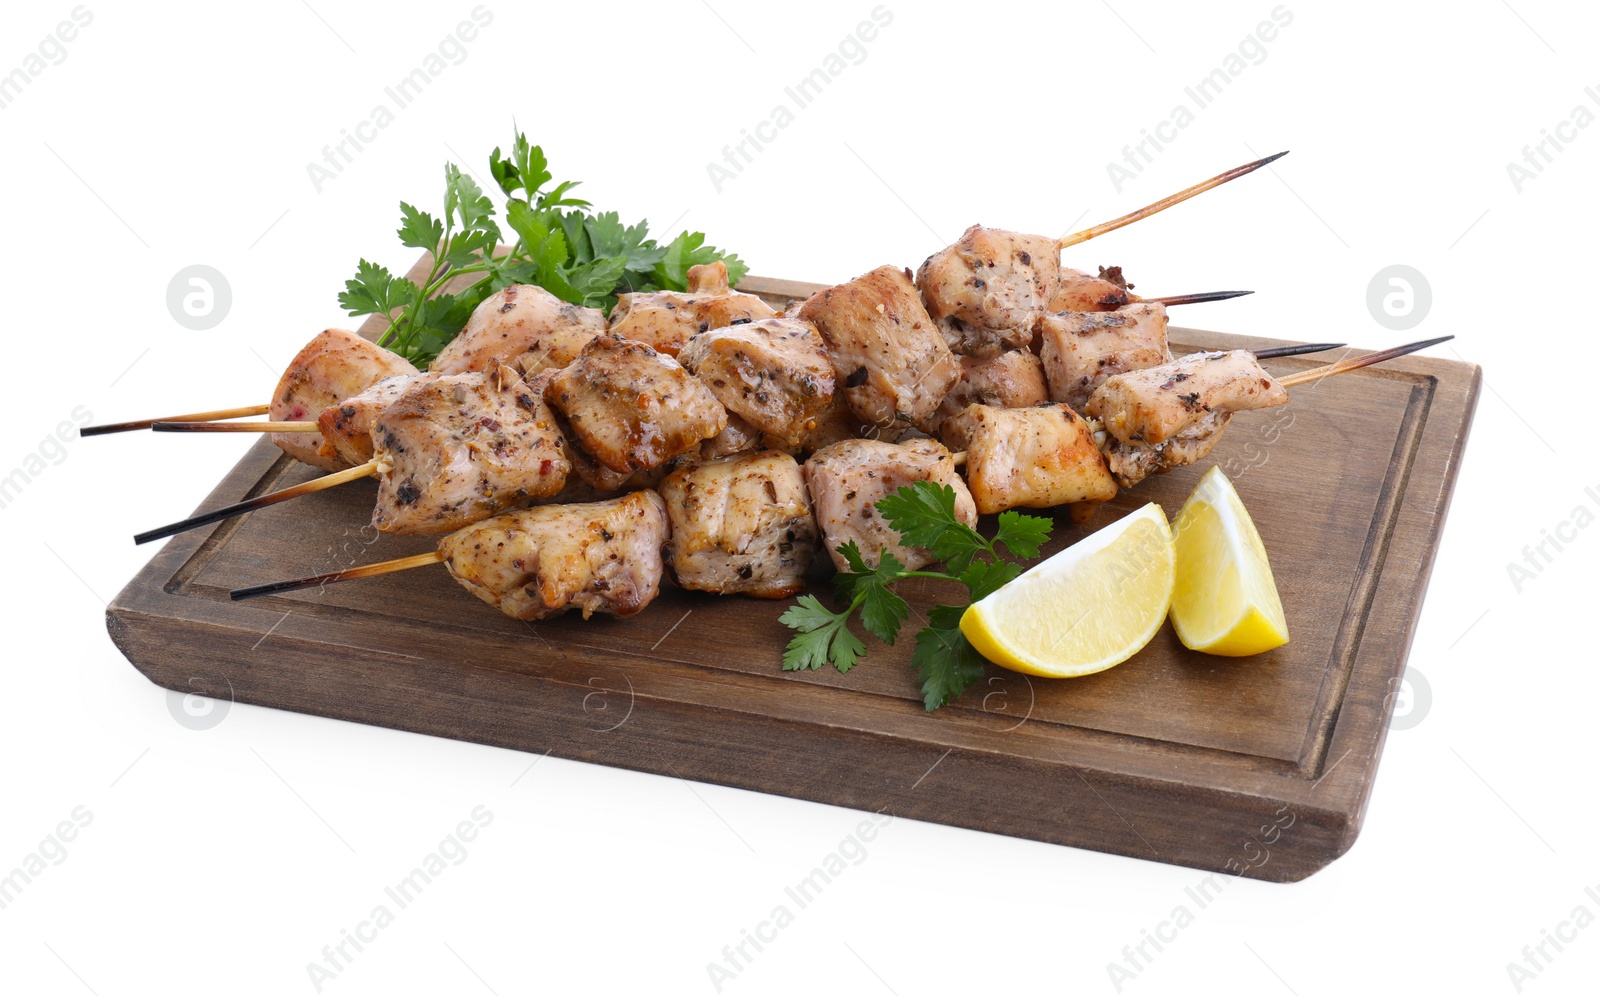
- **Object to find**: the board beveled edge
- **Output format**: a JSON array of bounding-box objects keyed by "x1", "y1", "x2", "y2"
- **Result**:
[{"x1": 104, "y1": 271, "x2": 1482, "y2": 882}]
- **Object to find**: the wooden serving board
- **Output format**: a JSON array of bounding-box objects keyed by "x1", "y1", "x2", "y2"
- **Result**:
[{"x1": 107, "y1": 269, "x2": 1479, "y2": 882}]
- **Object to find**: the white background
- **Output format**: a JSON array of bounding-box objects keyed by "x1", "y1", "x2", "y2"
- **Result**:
[{"x1": 1, "y1": 1, "x2": 1594, "y2": 993}]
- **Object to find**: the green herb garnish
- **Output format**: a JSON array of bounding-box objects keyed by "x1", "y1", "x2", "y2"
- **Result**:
[
  {"x1": 780, "y1": 481, "x2": 1053, "y2": 711},
  {"x1": 339, "y1": 129, "x2": 747, "y2": 367}
]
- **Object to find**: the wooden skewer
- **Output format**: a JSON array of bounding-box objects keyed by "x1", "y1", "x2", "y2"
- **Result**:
[
  {"x1": 81, "y1": 404, "x2": 270, "y2": 437},
  {"x1": 1059, "y1": 151, "x2": 1288, "y2": 249},
  {"x1": 231, "y1": 551, "x2": 445, "y2": 601},
  {"x1": 228, "y1": 340, "x2": 1444, "y2": 600},
  {"x1": 134, "y1": 458, "x2": 380, "y2": 546},
  {"x1": 1253, "y1": 342, "x2": 1345, "y2": 359},
  {"x1": 151, "y1": 421, "x2": 319, "y2": 433},
  {"x1": 1279, "y1": 335, "x2": 1453, "y2": 388},
  {"x1": 1145, "y1": 290, "x2": 1254, "y2": 307}
]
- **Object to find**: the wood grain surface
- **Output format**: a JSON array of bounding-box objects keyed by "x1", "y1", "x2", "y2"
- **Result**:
[{"x1": 106, "y1": 264, "x2": 1480, "y2": 881}]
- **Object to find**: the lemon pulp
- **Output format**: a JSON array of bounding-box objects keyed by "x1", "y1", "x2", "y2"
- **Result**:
[
  {"x1": 960, "y1": 503, "x2": 1175, "y2": 678},
  {"x1": 1169, "y1": 466, "x2": 1289, "y2": 656}
]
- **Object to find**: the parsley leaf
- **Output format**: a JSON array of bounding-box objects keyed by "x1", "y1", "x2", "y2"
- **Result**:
[
  {"x1": 779, "y1": 481, "x2": 1057, "y2": 710},
  {"x1": 911, "y1": 606, "x2": 991, "y2": 711},
  {"x1": 876, "y1": 482, "x2": 985, "y2": 572},
  {"x1": 340, "y1": 129, "x2": 749, "y2": 366},
  {"x1": 396, "y1": 203, "x2": 443, "y2": 252},
  {"x1": 779, "y1": 595, "x2": 867, "y2": 673},
  {"x1": 994, "y1": 510, "x2": 1052, "y2": 559},
  {"x1": 338, "y1": 260, "x2": 414, "y2": 328}
]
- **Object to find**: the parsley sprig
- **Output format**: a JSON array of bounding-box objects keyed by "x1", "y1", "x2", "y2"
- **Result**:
[
  {"x1": 780, "y1": 481, "x2": 1053, "y2": 711},
  {"x1": 339, "y1": 129, "x2": 747, "y2": 367}
]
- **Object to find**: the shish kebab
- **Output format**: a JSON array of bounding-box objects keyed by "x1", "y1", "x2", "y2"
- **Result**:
[
  {"x1": 224, "y1": 311, "x2": 1443, "y2": 622},
  {"x1": 131, "y1": 274, "x2": 1338, "y2": 546},
  {"x1": 226, "y1": 333, "x2": 1444, "y2": 622},
  {"x1": 128, "y1": 153, "x2": 1313, "y2": 542}
]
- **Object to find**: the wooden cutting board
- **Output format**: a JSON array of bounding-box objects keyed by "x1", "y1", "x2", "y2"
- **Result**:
[{"x1": 106, "y1": 268, "x2": 1480, "y2": 882}]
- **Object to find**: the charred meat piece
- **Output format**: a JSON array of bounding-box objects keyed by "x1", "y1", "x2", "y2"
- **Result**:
[
  {"x1": 439, "y1": 491, "x2": 669, "y2": 621},
  {"x1": 798, "y1": 266, "x2": 961, "y2": 427},
  {"x1": 921, "y1": 349, "x2": 1050, "y2": 438},
  {"x1": 916, "y1": 225, "x2": 1061, "y2": 355},
  {"x1": 1086, "y1": 349, "x2": 1288, "y2": 446},
  {"x1": 316, "y1": 374, "x2": 418, "y2": 466},
  {"x1": 800, "y1": 393, "x2": 868, "y2": 456},
  {"x1": 270, "y1": 328, "x2": 418, "y2": 472},
  {"x1": 678, "y1": 317, "x2": 834, "y2": 448},
  {"x1": 547, "y1": 334, "x2": 727, "y2": 474},
  {"x1": 660, "y1": 450, "x2": 817, "y2": 598},
  {"x1": 432, "y1": 284, "x2": 606, "y2": 375},
  {"x1": 608, "y1": 261, "x2": 778, "y2": 356},
  {"x1": 1046, "y1": 265, "x2": 1136, "y2": 312},
  {"x1": 944, "y1": 403, "x2": 1117, "y2": 514},
  {"x1": 804, "y1": 438, "x2": 976, "y2": 571},
  {"x1": 1038, "y1": 303, "x2": 1171, "y2": 411},
  {"x1": 1094, "y1": 412, "x2": 1230, "y2": 489},
  {"x1": 371, "y1": 366, "x2": 569, "y2": 535}
]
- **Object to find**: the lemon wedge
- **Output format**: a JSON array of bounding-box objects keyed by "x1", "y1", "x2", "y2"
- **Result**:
[
  {"x1": 960, "y1": 503, "x2": 1174, "y2": 677},
  {"x1": 1169, "y1": 466, "x2": 1289, "y2": 656}
]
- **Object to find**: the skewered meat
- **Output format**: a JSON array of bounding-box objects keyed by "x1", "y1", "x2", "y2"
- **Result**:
[
  {"x1": 1086, "y1": 349, "x2": 1287, "y2": 446},
  {"x1": 608, "y1": 261, "x2": 778, "y2": 356},
  {"x1": 699, "y1": 413, "x2": 768, "y2": 460},
  {"x1": 920, "y1": 349, "x2": 1050, "y2": 435},
  {"x1": 678, "y1": 317, "x2": 835, "y2": 448},
  {"x1": 943, "y1": 403, "x2": 1117, "y2": 514},
  {"x1": 798, "y1": 266, "x2": 961, "y2": 427},
  {"x1": 565, "y1": 436, "x2": 676, "y2": 493},
  {"x1": 916, "y1": 225, "x2": 1061, "y2": 356},
  {"x1": 1047, "y1": 265, "x2": 1136, "y2": 312},
  {"x1": 510, "y1": 321, "x2": 611, "y2": 379},
  {"x1": 660, "y1": 451, "x2": 818, "y2": 598},
  {"x1": 371, "y1": 366, "x2": 569, "y2": 535},
  {"x1": 804, "y1": 438, "x2": 976, "y2": 571},
  {"x1": 439, "y1": 491, "x2": 669, "y2": 621},
  {"x1": 800, "y1": 393, "x2": 869, "y2": 456},
  {"x1": 547, "y1": 334, "x2": 727, "y2": 473},
  {"x1": 270, "y1": 328, "x2": 418, "y2": 472},
  {"x1": 1037, "y1": 303, "x2": 1171, "y2": 410},
  {"x1": 431, "y1": 284, "x2": 606, "y2": 375},
  {"x1": 1095, "y1": 415, "x2": 1229, "y2": 489},
  {"x1": 316, "y1": 374, "x2": 418, "y2": 466}
]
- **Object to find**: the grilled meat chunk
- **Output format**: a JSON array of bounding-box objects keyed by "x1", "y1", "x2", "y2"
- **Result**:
[
  {"x1": 800, "y1": 393, "x2": 867, "y2": 456},
  {"x1": 797, "y1": 265, "x2": 961, "y2": 427},
  {"x1": 921, "y1": 349, "x2": 1050, "y2": 438},
  {"x1": 803, "y1": 438, "x2": 976, "y2": 571},
  {"x1": 270, "y1": 328, "x2": 418, "y2": 471},
  {"x1": 1094, "y1": 413, "x2": 1230, "y2": 489},
  {"x1": 315, "y1": 374, "x2": 418, "y2": 466},
  {"x1": 1047, "y1": 265, "x2": 1136, "y2": 312},
  {"x1": 371, "y1": 366, "x2": 568, "y2": 535},
  {"x1": 660, "y1": 451, "x2": 817, "y2": 598},
  {"x1": 1038, "y1": 303, "x2": 1171, "y2": 411},
  {"x1": 1086, "y1": 349, "x2": 1287, "y2": 446},
  {"x1": 439, "y1": 491, "x2": 669, "y2": 621},
  {"x1": 916, "y1": 225, "x2": 1061, "y2": 355},
  {"x1": 678, "y1": 317, "x2": 834, "y2": 448},
  {"x1": 944, "y1": 403, "x2": 1117, "y2": 514},
  {"x1": 432, "y1": 284, "x2": 606, "y2": 375},
  {"x1": 608, "y1": 261, "x2": 778, "y2": 356},
  {"x1": 547, "y1": 334, "x2": 727, "y2": 474}
]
